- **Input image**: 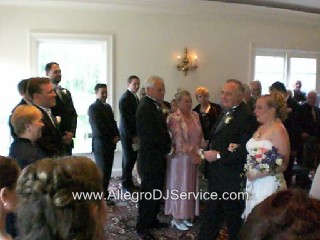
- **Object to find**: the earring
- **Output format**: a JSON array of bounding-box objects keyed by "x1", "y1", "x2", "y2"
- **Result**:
[{"x1": 3, "y1": 202, "x2": 7, "y2": 206}]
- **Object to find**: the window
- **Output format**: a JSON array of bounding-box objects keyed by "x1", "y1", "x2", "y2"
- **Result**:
[
  {"x1": 253, "y1": 48, "x2": 319, "y2": 94},
  {"x1": 31, "y1": 33, "x2": 113, "y2": 153}
]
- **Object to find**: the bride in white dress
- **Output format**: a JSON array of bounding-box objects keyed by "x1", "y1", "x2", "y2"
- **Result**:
[{"x1": 242, "y1": 91, "x2": 290, "y2": 219}]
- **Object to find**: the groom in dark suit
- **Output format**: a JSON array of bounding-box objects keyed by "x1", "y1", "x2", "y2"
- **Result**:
[
  {"x1": 199, "y1": 79, "x2": 257, "y2": 240},
  {"x1": 136, "y1": 76, "x2": 172, "y2": 240},
  {"x1": 119, "y1": 75, "x2": 140, "y2": 193}
]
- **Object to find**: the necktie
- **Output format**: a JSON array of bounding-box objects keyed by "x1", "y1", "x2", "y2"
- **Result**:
[
  {"x1": 46, "y1": 109, "x2": 57, "y2": 127},
  {"x1": 134, "y1": 93, "x2": 139, "y2": 104}
]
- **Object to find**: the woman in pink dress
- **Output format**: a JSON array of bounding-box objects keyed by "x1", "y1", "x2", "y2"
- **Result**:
[{"x1": 165, "y1": 90, "x2": 204, "y2": 231}]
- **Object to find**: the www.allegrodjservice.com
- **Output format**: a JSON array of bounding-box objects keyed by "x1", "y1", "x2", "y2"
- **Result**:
[{"x1": 72, "y1": 190, "x2": 249, "y2": 203}]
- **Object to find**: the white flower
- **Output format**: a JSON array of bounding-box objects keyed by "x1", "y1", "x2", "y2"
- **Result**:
[
  {"x1": 276, "y1": 158, "x2": 283, "y2": 166},
  {"x1": 56, "y1": 116, "x2": 61, "y2": 125},
  {"x1": 62, "y1": 89, "x2": 67, "y2": 95},
  {"x1": 225, "y1": 116, "x2": 233, "y2": 124}
]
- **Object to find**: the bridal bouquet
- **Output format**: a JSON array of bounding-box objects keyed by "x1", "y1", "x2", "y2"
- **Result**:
[{"x1": 245, "y1": 146, "x2": 283, "y2": 174}]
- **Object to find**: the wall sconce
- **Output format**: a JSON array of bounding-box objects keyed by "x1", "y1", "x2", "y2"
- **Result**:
[{"x1": 176, "y1": 47, "x2": 198, "y2": 75}]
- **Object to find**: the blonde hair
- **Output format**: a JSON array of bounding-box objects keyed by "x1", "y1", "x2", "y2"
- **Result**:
[
  {"x1": 195, "y1": 87, "x2": 209, "y2": 97},
  {"x1": 261, "y1": 91, "x2": 287, "y2": 122},
  {"x1": 11, "y1": 105, "x2": 42, "y2": 135},
  {"x1": 175, "y1": 90, "x2": 191, "y2": 102}
]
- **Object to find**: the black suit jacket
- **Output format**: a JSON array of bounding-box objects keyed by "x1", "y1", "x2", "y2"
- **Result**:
[
  {"x1": 88, "y1": 99, "x2": 120, "y2": 150},
  {"x1": 207, "y1": 101, "x2": 257, "y2": 192},
  {"x1": 300, "y1": 102, "x2": 320, "y2": 140},
  {"x1": 51, "y1": 87, "x2": 77, "y2": 136},
  {"x1": 35, "y1": 106, "x2": 65, "y2": 157},
  {"x1": 136, "y1": 96, "x2": 171, "y2": 174},
  {"x1": 119, "y1": 89, "x2": 139, "y2": 140},
  {"x1": 9, "y1": 138, "x2": 45, "y2": 168}
]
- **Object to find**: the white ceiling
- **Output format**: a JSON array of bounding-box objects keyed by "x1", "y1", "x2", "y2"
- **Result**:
[{"x1": 207, "y1": 0, "x2": 320, "y2": 14}]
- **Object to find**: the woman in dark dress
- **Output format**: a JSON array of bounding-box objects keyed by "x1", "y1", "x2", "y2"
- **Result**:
[{"x1": 193, "y1": 87, "x2": 221, "y2": 140}]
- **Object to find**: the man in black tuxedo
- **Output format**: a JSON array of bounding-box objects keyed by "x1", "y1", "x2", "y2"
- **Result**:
[
  {"x1": 27, "y1": 77, "x2": 67, "y2": 157},
  {"x1": 88, "y1": 83, "x2": 120, "y2": 206},
  {"x1": 46, "y1": 62, "x2": 77, "y2": 155},
  {"x1": 119, "y1": 75, "x2": 140, "y2": 193},
  {"x1": 300, "y1": 91, "x2": 320, "y2": 169},
  {"x1": 293, "y1": 80, "x2": 306, "y2": 103},
  {"x1": 199, "y1": 79, "x2": 257, "y2": 240},
  {"x1": 136, "y1": 76, "x2": 171, "y2": 240}
]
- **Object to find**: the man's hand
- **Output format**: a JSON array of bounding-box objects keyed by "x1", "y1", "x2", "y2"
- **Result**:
[{"x1": 204, "y1": 150, "x2": 220, "y2": 162}]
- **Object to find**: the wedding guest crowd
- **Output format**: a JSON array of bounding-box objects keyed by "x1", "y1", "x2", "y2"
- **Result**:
[{"x1": 5, "y1": 65, "x2": 320, "y2": 240}]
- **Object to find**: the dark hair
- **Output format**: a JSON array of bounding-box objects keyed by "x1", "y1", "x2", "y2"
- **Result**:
[
  {"x1": 127, "y1": 75, "x2": 139, "y2": 84},
  {"x1": 17, "y1": 79, "x2": 30, "y2": 94},
  {"x1": 0, "y1": 156, "x2": 20, "y2": 190},
  {"x1": 239, "y1": 189, "x2": 320, "y2": 240},
  {"x1": 94, "y1": 83, "x2": 107, "y2": 93},
  {"x1": 17, "y1": 156, "x2": 105, "y2": 240},
  {"x1": 26, "y1": 77, "x2": 51, "y2": 100},
  {"x1": 45, "y1": 62, "x2": 59, "y2": 74},
  {"x1": 269, "y1": 81, "x2": 286, "y2": 94}
]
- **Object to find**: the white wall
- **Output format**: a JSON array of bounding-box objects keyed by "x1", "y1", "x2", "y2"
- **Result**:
[{"x1": 1, "y1": 0, "x2": 320, "y2": 174}]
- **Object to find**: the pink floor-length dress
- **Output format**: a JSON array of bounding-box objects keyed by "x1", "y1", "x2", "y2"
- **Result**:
[{"x1": 164, "y1": 109, "x2": 203, "y2": 219}]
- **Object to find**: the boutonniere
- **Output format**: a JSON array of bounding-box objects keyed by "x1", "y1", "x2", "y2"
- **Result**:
[
  {"x1": 224, "y1": 115, "x2": 233, "y2": 124},
  {"x1": 61, "y1": 89, "x2": 67, "y2": 95},
  {"x1": 56, "y1": 116, "x2": 61, "y2": 125}
]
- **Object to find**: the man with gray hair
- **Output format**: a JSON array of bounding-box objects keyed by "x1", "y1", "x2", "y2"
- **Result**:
[
  {"x1": 250, "y1": 80, "x2": 262, "y2": 98},
  {"x1": 200, "y1": 79, "x2": 257, "y2": 240},
  {"x1": 136, "y1": 76, "x2": 172, "y2": 239}
]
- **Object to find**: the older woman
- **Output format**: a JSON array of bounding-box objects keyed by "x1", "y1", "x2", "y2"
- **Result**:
[
  {"x1": 17, "y1": 156, "x2": 107, "y2": 240},
  {"x1": 9, "y1": 105, "x2": 45, "y2": 168},
  {"x1": 0, "y1": 156, "x2": 20, "y2": 240},
  {"x1": 242, "y1": 91, "x2": 290, "y2": 219},
  {"x1": 193, "y1": 87, "x2": 221, "y2": 141},
  {"x1": 165, "y1": 90, "x2": 204, "y2": 231}
]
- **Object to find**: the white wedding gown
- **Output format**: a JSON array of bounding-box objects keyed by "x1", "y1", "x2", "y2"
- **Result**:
[{"x1": 242, "y1": 138, "x2": 287, "y2": 220}]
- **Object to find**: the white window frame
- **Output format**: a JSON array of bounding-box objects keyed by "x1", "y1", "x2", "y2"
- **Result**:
[
  {"x1": 252, "y1": 47, "x2": 320, "y2": 92},
  {"x1": 30, "y1": 32, "x2": 114, "y2": 106}
]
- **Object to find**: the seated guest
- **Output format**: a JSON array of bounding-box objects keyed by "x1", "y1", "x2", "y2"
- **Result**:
[
  {"x1": 165, "y1": 90, "x2": 204, "y2": 231},
  {"x1": 17, "y1": 156, "x2": 107, "y2": 240},
  {"x1": 0, "y1": 156, "x2": 21, "y2": 240},
  {"x1": 240, "y1": 188, "x2": 320, "y2": 240},
  {"x1": 310, "y1": 164, "x2": 320, "y2": 200},
  {"x1": 9, "y1": 105, "x2": 45, "y2": 169}
]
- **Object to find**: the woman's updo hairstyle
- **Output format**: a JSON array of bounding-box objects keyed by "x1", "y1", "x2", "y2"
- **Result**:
[
  {"x1": 17, "y1": 157, "x2": 105, "y2": 240},
  {"x1": 175, "y1": 90, "x2": 191, "y2": 102},
  {"x1": 263, "y1": 91, "x2": 287, "y2": 122}
]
